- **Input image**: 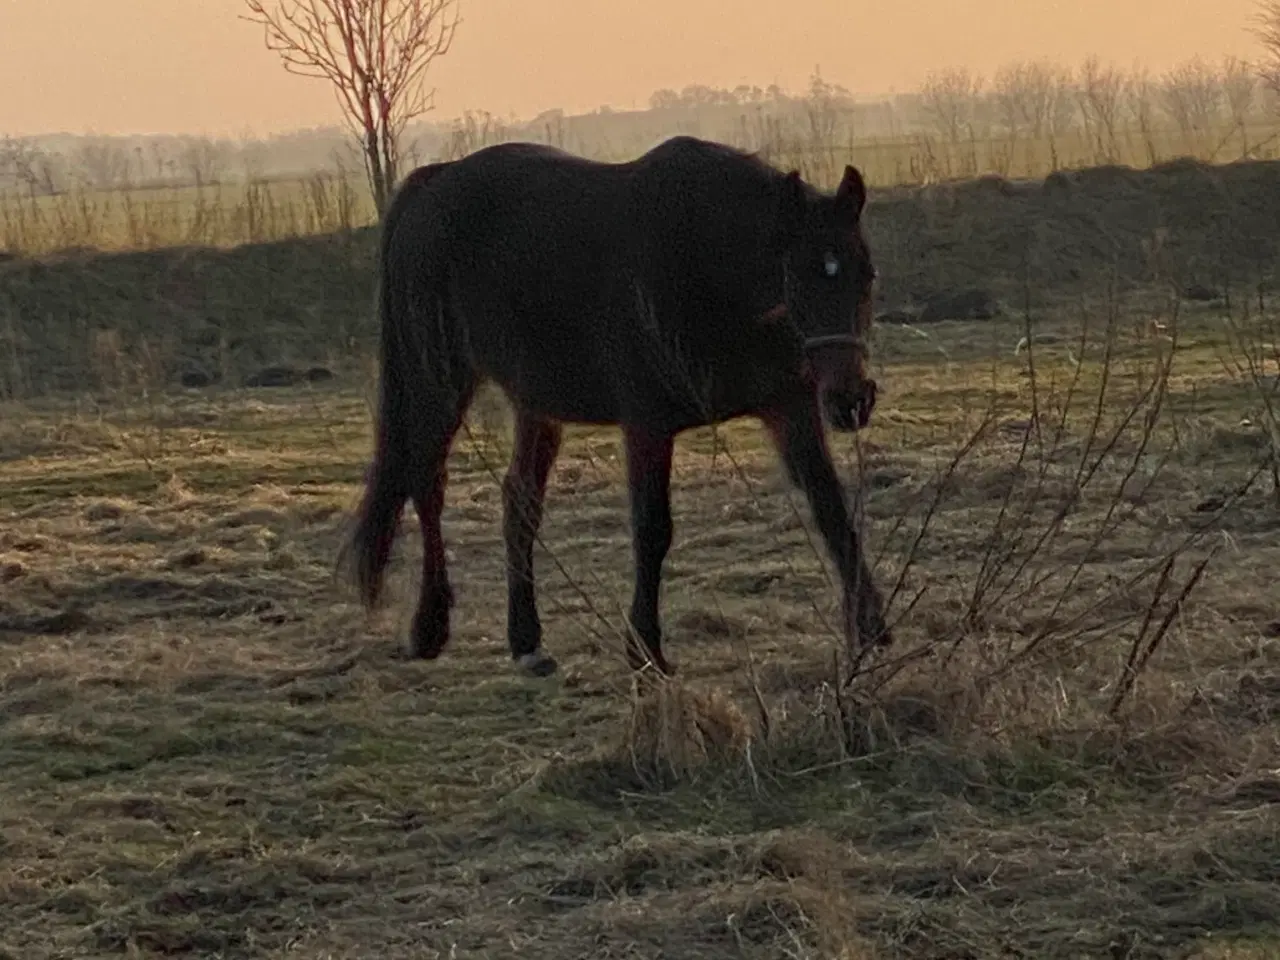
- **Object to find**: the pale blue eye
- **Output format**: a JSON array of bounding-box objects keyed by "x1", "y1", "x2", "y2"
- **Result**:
[{"x1": 823, "y1": 253, "x2": 839, "y2": 277}]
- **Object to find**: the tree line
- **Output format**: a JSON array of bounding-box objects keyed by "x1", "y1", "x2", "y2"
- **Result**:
[{"x1": 5, "y1": 0, "x2": 1280, "y2": 204}]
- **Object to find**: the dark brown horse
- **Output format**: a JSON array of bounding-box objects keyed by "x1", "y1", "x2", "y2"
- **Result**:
[{"x1": 341, "y1": 135, "x2": 892, "y2": 677}]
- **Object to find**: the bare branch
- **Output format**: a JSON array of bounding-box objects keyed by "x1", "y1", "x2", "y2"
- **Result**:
[{"x1": 241, "y1": 0, "x2": 461, "y2": 212}]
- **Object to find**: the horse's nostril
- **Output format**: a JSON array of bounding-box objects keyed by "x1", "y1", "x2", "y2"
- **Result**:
[{"x1": 822, "y1": 398, "x2": 858, "y2": 432}]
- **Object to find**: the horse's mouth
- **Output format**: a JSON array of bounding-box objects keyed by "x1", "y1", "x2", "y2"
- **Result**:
[
  {"x1": 822, "y1": 380, "x2": 876, "y2": 433},
  {"x1": 804, "y1": 335, "x2": 876, "y2": 433}
]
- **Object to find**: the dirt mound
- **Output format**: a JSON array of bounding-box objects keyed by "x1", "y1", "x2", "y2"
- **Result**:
[
  {"x1": 869, "y1": 156, "x2": 1280, "y2": 308},
  {"x1": 5, "y1": 157, "x2": 1280, "y2": 398},
  {"x1": 2, "y1": 230, "x2": 376, "y2": 397}
]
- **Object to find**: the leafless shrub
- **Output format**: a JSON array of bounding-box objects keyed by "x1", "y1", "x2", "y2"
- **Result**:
[{"x1": 1215, "y1": 290, "x2": 1280, "y2": 505}]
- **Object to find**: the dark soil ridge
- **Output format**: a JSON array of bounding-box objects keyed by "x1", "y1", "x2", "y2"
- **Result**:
[{"x1": 2, "y1": 155, "x2": 1278, "y2": 398}]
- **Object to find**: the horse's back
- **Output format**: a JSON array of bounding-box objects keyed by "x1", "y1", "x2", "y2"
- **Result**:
[
  {"x1": 384, "y1": 137, "x2": 789, "y2": 427},
  {"x1": 401, "y1": 135, "x2": 775, "y2": 253}
]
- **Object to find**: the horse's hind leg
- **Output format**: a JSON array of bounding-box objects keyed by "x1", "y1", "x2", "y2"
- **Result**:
[
  {"x1": 623, "y1": 427, "x2": 675, "y2": 676},
  {"x1": 502, "y1": 410, "x2": 563, "y2": 677},
  {"x1": 407, "y1": 381, "x2": 475, "y2": 660}
]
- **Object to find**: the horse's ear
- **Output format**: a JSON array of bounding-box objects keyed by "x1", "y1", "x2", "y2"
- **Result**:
[
  {"x1": 835, "y1": 165, "x2": 867, "y2": 225},
  {"x1": 778, "y1": 170, "x2": 806, "y2": 239}
]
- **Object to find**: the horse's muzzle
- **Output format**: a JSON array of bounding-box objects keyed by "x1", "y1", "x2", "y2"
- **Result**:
[
  {"x1": 822, "y1": 395, "x2": 858, "y2": 432},
  {"x1": 821, "y1": 379, "x2": 876, "y2": 432},
  {"x1": 805, "y1": 334, "x2": 876, "y2": 432}
]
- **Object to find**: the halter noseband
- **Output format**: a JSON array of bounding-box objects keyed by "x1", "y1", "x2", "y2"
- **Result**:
[{"x1": 759, "y1": 303, "x2": 862, "y2": 353}]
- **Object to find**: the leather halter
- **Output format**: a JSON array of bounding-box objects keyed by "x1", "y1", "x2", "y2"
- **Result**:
[{"x1": 759, "y1": 302, "x2": 861, "y2": 353}]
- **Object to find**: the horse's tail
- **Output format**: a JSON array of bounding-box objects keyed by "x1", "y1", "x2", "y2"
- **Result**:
[{"x1": 341, "y1": 163, "x2": 452, "y2": 610}]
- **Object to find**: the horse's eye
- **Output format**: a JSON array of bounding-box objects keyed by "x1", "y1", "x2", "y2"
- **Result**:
[{"x1": 823, "y1": 252, "x2": 839, "y2": 278}]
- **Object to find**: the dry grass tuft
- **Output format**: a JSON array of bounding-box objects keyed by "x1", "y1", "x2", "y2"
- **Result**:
[
  {"x1": 624, "y1": 675, "x2": 755, "y2": 784},
  {"x1": 82, "y1": 497, "x2": 134, "y2": 522},
  {"x1": 695, "y1": 880, "x2": 874, "y2": 960}
]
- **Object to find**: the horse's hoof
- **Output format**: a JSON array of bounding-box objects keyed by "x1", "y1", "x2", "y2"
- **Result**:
[
  {"x1": 851, "y1": 625, "x2": 892, "y2": 651},
  {"x1": 408, "y1": 624, "x2": 448, "y2": 659},
  {"x1": 409, "y1": 605, "x2": 452, "y2": 659},
  {"x1": 515, "y1": 650, "x2": 558, "y2": 677},
  {"x1": 408, "y1": 640, "x2": 445, "y2": 660},
  {"x1": 625, "y1": 638, "x2": 674, "y2": 677},
  {"x1": 862, "y1": 613, "x2": 893, "y2": 649},
  {"x1": 847, "y1": 592, "x2": 892, "y2": 652}
]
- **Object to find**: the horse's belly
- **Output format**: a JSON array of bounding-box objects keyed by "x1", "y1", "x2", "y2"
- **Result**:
[{"x1": 475, "y1": 341, "x2": 623, "y2": 425}]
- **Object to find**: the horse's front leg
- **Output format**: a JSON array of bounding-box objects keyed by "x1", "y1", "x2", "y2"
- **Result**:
[
  {"x1": 762, "y1": 398, "x2": 892, "y2": 652},
  {"x1": 623, "y1": 427, "x2": 676, "y2": 675}
]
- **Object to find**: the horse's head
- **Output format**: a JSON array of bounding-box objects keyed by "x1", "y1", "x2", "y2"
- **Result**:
[{"x1": 775, "y1": 164, "x2": 878, "y2": 432}]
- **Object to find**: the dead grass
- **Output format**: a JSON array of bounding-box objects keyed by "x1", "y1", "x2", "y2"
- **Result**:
[
  {"x1": 3, "y1": 331, "x2": 1278, "y2": 958},
  {"x1": 3, "y1": 165, "x2": 1280, "y2": 958}
]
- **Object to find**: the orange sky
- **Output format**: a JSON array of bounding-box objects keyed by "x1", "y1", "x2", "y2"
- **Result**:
[{"x1": 0, "y1": 0, "x2": 1266, "y2": 137}]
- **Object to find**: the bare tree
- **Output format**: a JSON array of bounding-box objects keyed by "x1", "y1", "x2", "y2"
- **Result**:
[
  {"x1": 648, "y1": 89, "x2": 681, "y2": 111},
  {"x1": 1160, "y1": 58, "x2": 1224, "y2": 157},
  {"x1": 73, "y1": 137, "x2": 132, "y2": 190},
  {"x1": 242, "y1": 0, "x2": 461, "y2": 213},
  {"x1": 1221, "y1": 56, "x2": 1258, "y2": 155},
  {"x1": 919, "y1": 67, "x2": 984, "y2": 143},
  {"x1": 993, "y1": 59, "x2": 1073, "y2": 164},
  {"x1": 1126, "y1": 66, "x2": 1160, "y2": 166},
  {"x1": 0, "y1": 136, "x2": 59, "y2": 195},
  {"x1": 178, "y1": 136, "x2": 229, "y2": 187},
  {"x1": 1254, "y1": 0, "x2": 1280, "y2": 97},
  {"x1": 239, "y1": 139, "x2": 271, "y2": 181},
  {"x1": 805, "y1": 67, "x2": 849, "y2": 150},
  {"x1": 992, "y1": 61, "x2": 1032, "y2": 142},
  {"x1": 1076, "y1": 56, "x2": 1128, "y2": 163}
]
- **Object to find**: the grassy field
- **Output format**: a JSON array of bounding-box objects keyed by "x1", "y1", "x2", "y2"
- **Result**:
[
  {"x1": 0, "y1": 174, "x2": 369, "y2": 259},
  {"x1": 2, "y1": 158, "x2": 1280, "y2": 958}
]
